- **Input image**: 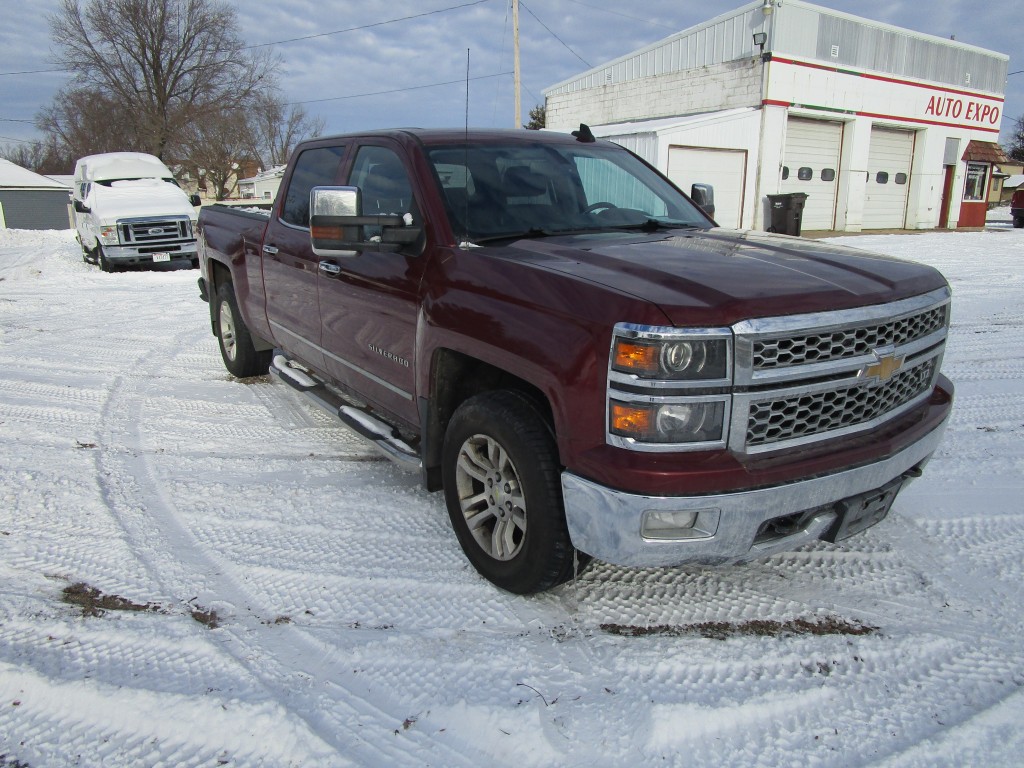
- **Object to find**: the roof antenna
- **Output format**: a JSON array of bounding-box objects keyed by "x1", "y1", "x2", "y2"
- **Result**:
[
  {"x1": 460, "y1": 48, "x2": 478, "y2": 249},
  {"x1": 572, "y1": 123, "x2": 596, "y2": 143}
]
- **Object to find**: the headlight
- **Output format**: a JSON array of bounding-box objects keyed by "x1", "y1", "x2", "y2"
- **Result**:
[
  {"x1": 610, "y1": 399, "x2": 726, "y2": 445},
  {"x1": 607, "y1": 324, "x2": 733, "y2": 451},
  {"x1": 612, "y1": 331, "x2": 730, "y2": 381},
  {"x1": 98, "y1": 225, "x2": 119, "y2": 245}
]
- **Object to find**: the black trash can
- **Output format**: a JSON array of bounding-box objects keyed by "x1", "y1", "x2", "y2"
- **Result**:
[{"x1": 766, "y1": 192, "x2": 809, "y2": 236}]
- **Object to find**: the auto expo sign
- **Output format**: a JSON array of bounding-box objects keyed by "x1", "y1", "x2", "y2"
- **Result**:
[{"x1": 924, "y1": 95, "x2": 1000, "y2": 126}]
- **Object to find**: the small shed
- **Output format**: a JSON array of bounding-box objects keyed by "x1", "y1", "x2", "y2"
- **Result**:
[{"x1": 0, "y1": 159, "x2": 72, "y2": 230}]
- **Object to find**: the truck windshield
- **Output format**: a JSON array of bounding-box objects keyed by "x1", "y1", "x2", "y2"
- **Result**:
[{"x1": 426, "y1": 141, "x2": 709, "y2": 242}]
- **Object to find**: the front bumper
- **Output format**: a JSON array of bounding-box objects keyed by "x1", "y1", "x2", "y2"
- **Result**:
[
  {"x1": 102, "y1": 242, "x2": 198, "y2": 264},
  {"x1": 562, "y1": 410, "x2": 949, "y2": 567}
]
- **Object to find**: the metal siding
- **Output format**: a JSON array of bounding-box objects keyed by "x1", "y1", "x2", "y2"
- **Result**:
[
  {"x1": 811, "y1": 11, "x2": 1005, "y2": 93},
  {"x1": 0, "y1": 190, "x2": 71, "y2": 230}
]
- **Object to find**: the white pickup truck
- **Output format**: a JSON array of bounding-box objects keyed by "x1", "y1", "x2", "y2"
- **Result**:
[{"x1": 73, "y1": 152, "x2": 201, "y2": 271}]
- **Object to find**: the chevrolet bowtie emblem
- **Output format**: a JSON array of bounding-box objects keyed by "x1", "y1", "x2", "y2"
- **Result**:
[{"x1": 862, "y1": 350, "x2": 905, "y2": 383}]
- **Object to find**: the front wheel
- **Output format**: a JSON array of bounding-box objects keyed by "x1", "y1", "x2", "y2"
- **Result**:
[
  {"x1": 442, "y1": 391, "x2": 586, "y2": 593},
  {"x1": 97, "y1": 246, "x2": 115, "y2": 273},
  {"x1": 214, "y1": 281, "x2": 271, "y2": 378}
]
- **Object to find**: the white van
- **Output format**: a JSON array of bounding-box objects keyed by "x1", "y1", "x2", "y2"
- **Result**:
[{"x1": 73, "y1": 152, "x2": 201, "y2": 271}]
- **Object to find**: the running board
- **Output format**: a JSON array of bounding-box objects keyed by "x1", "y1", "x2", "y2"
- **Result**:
[{"x1": 269, "y1": 353, "x2": 421, "y2": 470}]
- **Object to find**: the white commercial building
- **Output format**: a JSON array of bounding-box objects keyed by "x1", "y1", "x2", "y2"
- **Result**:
[{"x1": 544, "y1": 0, "x2": 1009, "y2": 232}]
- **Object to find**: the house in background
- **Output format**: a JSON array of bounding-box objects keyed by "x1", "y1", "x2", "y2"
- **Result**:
[
  {"x1": 0, "y1": 159, "x2": 72, "y2": 230},
  {"x1": 237, "y1": 166, "x2": 286, "y2": 201},
  {"x1": 544, "y1": 0, "x2": 1009, "y2": 231}
]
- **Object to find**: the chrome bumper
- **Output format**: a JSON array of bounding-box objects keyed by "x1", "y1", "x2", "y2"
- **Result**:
[
  {"x1": 561, "y1": 414, "x2": 949, "y2": 568},
  {"x1": 104, "y1": 243, "x2": 197, "y2": 261}
]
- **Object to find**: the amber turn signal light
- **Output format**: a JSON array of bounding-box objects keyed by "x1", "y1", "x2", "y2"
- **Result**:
[
  {"x1": 613, "y1": 340, "x2": 659, "y2": 375},
  {"x1": 610, "y1": 403, "x2": 652, "y2": 436}
]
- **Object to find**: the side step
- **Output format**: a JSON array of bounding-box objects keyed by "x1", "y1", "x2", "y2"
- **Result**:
[{"x1": 269, "y1": 353, "x2": 421, "y2": 471}]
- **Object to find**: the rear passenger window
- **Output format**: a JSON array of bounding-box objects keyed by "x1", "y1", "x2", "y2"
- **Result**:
[
  {"x1": 821, "y1": 168, "x2": 836, "y2": 182},
  {"x1": 281, "y1": 145, "x2": 346, "y2": 228},
  {"x1": 797, "y1": 167, "x2": 813, "y2": 181}
]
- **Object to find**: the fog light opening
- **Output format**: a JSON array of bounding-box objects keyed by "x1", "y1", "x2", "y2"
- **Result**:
[{"x1": 641, "y1": 508, "x2": 720, "y2": 540}]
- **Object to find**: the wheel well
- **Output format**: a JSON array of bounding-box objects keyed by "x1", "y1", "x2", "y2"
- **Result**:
[{"x1": 422, "y1": 348, "x2": 555, "y2": 491}]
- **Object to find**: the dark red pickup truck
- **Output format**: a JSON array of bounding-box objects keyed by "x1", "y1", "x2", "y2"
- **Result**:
[{"x1": 197, "y1": 127, "x2": 953, "y2": 593}]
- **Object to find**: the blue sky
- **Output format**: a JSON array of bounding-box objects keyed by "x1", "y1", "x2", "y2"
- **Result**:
[{"x1": 1, "y1": 0, "x2": 1019, "y2": 150}]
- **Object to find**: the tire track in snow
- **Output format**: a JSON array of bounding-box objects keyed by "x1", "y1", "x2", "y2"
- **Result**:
[{"x1": 87, "y1": 316, "x2": 489, "y2": 766}]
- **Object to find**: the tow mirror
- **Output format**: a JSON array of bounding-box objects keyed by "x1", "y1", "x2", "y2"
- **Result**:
[
  {"x1": 74, "y1": 199, "x2": 90, "y2": 214},
  {"x1": 309, "y1": 186, "x2": 422, "y2": 256},
  {"x1": 691, "y1": 183, "x2": 716, "y2": 219},
  {"x1": 189, "y1": 193, "x2": 202, "y2": 207}
]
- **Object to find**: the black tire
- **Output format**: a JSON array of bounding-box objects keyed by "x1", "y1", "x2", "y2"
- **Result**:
[
  {"x1": 214, "y1": 281, "x2": 271, "y2": 378},
  {"x1": 97, "y1": 246, "x2": 115, "y2": 273},
  {"x1": 442, "y1": 390, "x2": 587, "y2": 594},
  {"x1": 1013, "y1": 217, "x2": 1023, "y2": 229}
]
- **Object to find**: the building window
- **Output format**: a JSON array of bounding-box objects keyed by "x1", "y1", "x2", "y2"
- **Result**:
[
  {"x1": 797, "y1": 167, "x2": 813, "y2": 181},
  {"x1": 781, "y1": 166, "x2": 789, "y2": 180},
  {"x1": 876, "y1": 172, "x2": 889, "y2": 184},
  {"x1": 895, "y1": 173, "x2": 908, "y2": 185},
  {"x1": 963, "y1": 162, "x2": 988, "y2": 201},
  {"x1": 821, "y1": 168, "x2": 836, "y2": 182}
]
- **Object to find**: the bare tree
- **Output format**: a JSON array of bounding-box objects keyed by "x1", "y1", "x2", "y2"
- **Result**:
[
  {"x1": 37, "y1": 87, "x2": 138, "y2": 161},
  {"x1": 1005, "y1": 114, "x2": 1024, "y2": 163},
  {"x1": 0, "y1": 137, "x2": 75, "y2": 175},
  {"x1": 181, "y1": 107, "x2": 258, "y2": 200},
  {"x1": 248, "y1": 94, "x2": 326, "y2": 168},
  {"x1": 47, "y1": 0, "x2": 277, "y2": 162}
]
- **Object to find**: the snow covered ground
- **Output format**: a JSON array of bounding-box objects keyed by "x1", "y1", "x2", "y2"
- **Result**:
[{"x1": 0, "y1": 221, "x2": 1022, "y2": 767}]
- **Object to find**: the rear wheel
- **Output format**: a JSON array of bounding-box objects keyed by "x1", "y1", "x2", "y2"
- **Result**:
[
  {"x1": 442, "y1": 391, "x2": 587, "y2": 593},
  {"x1": 1013, "y1": 216, "x2": 1023, "y2": 229},
  {"x1": 214, "y1": 281, "x2": 271, "y2": 378}
]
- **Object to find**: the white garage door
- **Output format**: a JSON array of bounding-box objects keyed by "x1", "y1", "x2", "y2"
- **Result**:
[
  {"x1": 863, "y1": 127, "x2": 914, "y2": 229},
  {"x1": 667, "y1": 147, "x2": 747, "y2": 229},
  {"x1": 780, "y1": 118, "x2": 843, "y2": 230}
]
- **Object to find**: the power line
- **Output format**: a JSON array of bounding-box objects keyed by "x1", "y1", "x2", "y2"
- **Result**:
[
  {"x1": 519, "y1": 1, "x2": 591, "y2": 69},
  {"x1": 0, "y1": 118, "x2": 35, "y2": 123},
  {"x1": 561, "y1": 0, "x2": 680, "y2": 31},
  {"x1": 288, "y1": 71, "x2": 512, "y2": 106},
  {"x1": 244, "y1": 0, "x2": 493, "y2": 49},
  {"x1": 0, "y1": 67, "x2": 69, "y2": 77}
]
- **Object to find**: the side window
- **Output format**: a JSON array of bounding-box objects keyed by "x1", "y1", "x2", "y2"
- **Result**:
[
  {"x1": 281, "y1": 145, "x2": 346, "y2": 228},
  {"x1": 348, "y1": 146, "x2": 415, "y2": 217},
  {"x1": 876, "y1": 172, "x2": 889, "y2": 184},
  {"x1": 781, "y1": 166, "x2": 790, "y2": 180},
  {"x1": 894, "y1": 173, "x2": 908, "y2": 185},
  {"x1": 821, "y1": 168, "x2": 836, "y2": 182},
  {"x1": 574, "y1": 156, "x2": 667, "y2": 216},
  {"x1": 797, "y1": 167, "x2": 813, "y2": 181}
]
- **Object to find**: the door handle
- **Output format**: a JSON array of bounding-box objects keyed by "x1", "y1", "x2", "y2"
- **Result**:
[
  {"x1": 262, "y1": 244, "x2": 279, "y2": 255},
  {"x1": 318, "y1": 261, "x2": 342, "y2": 277}
]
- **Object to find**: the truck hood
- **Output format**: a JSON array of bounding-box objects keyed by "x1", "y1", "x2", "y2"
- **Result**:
[
  {"x1": 88, "y1": 179, "x2": 196, "y2": 222},
  {"x1": 503, "y1": 228, "x2": 948, "y2": 326}
]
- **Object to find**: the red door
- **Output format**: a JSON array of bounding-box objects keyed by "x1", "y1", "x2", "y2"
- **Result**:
[{"x1": 938, "y1": 165, "x2": 955, "y2": 228}]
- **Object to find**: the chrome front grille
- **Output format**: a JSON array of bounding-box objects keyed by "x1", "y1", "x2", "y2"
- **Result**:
[
  {"x1": 731, "y1": 287, "x2": 950, "y2": 454},
  {"x1": 746, "y1": 357, "x2": 937, "y2": 447},
  {"x1": 119, "y1": 217, "x2": 192, "y2": 244},
  {"x1": 753, "y1": 305, "x2": 948, "y2": 370}
]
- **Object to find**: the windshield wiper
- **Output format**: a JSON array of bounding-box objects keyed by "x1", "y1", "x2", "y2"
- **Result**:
[{"x1": 608, "y1": 218, "x2": 704, "y2": 233}]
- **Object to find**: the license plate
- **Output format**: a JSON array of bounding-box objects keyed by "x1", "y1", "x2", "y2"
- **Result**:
[
  {"x1": 152, "y1": 253, "x2": 171, "y2": 263},
  {"x1": 830, "y1": 477, "x2": 904, "y2": 541}
]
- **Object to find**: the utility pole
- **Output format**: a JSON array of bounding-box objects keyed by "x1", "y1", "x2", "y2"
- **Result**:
[{"x1": 513, "y1": 0, "x2": 521, "y2": 128}]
